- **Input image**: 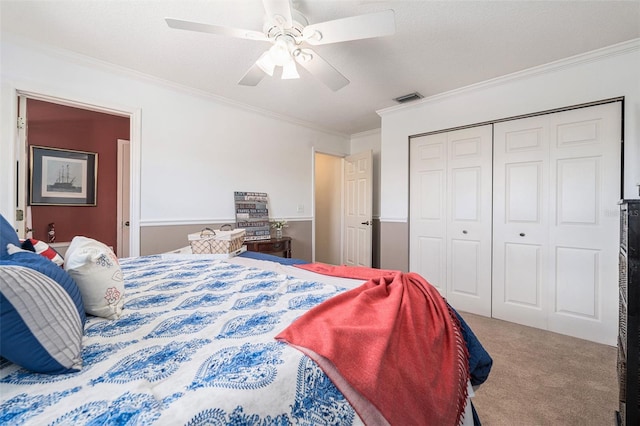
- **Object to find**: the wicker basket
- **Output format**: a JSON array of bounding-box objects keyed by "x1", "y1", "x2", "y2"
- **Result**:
[{"x1": 188, "y1": 227, "x2": 245, "y2": 254}]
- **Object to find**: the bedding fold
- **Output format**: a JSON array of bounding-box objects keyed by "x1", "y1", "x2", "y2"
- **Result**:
[{"x1": 276, "y1": 266, "x2": 470, "y2": 426}]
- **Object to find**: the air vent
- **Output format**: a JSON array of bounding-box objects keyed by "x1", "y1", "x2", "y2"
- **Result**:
[{"x1": 393, "y1": 92, "x2": 424, "y2": 104}]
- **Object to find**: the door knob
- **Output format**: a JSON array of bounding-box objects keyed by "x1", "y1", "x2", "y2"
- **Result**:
[
  {"x1": 361, "y1": 221, "x2": 371, "y2": 225},
  {"x1": 462, "y1": 230, "x2": 468, "y2": 234},
  {"x1": 519, "y1": 232, "x2": 525, "y2": 237},
  {"x1": 124, "y1": 221, "x2": 130, "y2": 227}
]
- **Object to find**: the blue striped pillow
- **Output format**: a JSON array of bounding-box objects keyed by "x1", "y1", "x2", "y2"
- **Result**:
[
  {"x1": 0, "y1": 253, "x2": 85, "y2": 374},
  {"x1": 3, "y1": 250, "x2": 86, "y2": 325}
]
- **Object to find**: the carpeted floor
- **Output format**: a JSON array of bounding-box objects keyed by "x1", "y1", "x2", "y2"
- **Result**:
[{"x1": 461, "y1": 312, "x2": 618, "y2": 426}]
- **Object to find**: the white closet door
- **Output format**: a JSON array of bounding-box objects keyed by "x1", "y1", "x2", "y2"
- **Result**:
[
  {"x1": 410, "y1": 133, "x2": 448, "y2": 295},
  {"x1": 493, "y1": 115, "x2": 550, "y2": 330},
  {"x1": 547, "y1": 104, "x2": 621, "y2": 345},
  {"x1": 445, "y1": 126, "x2": 493, "y2": 316},
  {"x1": 493, "y1": 102, "x2": 621, "y2": 345},
  {"x1": 410, "y1": 125, "x2": 493, "y2": 316}
]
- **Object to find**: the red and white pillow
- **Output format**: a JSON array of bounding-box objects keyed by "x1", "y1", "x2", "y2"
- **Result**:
[{"x1": 20, "y1": 238, "x2": 64, "y2": 267}]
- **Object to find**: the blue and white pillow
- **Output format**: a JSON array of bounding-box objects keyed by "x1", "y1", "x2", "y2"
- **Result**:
[{"x1": 0, "y1": 250, "x2": 86, "y2": 374}]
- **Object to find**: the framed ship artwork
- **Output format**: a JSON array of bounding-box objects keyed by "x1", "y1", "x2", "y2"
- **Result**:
[{"x1": 29, "y1": 146, "x2": 98, "y2": 206}]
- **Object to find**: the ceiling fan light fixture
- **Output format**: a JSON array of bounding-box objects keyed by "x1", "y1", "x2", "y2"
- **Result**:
[
  {"x1": 256, "y1": 51, "x2": 276, "y2": 76},
  {"x1": 269, "y1": 36, "x2": 295, "y2": 66},
  {"x1": 281, "y1": 60, "x2": 300, "y2": 79}
]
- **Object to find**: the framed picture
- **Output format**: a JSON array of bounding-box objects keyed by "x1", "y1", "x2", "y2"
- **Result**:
[{"x1": 30, "y1": 146, "x2": 98, "y2": 206}]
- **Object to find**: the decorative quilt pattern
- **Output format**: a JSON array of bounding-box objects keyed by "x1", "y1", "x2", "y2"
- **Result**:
[{"x1": 0, "y1": 256, "x2": 361, "y2": 425}]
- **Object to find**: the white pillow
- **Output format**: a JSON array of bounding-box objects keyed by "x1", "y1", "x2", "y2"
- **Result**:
[{"x1": 64, "y1": 236, "x2": 124, "y2": 319}]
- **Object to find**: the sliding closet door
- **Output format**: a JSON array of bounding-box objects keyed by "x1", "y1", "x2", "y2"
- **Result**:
[
  {"x1": 410, "y1": 125, "x2": 492, "y2": 316},
  {"x1": 493, "y1": 102, "x2": 621, "y2": 345}
]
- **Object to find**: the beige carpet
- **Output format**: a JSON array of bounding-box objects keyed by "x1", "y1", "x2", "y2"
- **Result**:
[{"x1": 461, "y1": 312, "x2": 618, "y2": 426}]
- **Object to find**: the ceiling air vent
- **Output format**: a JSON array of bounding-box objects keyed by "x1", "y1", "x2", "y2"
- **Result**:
[{"x1": 393, "y1": 92, "x2": 424, "y2": 104}]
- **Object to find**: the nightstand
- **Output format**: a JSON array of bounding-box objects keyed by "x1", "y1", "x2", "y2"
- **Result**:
[{"x1": 243, "y1": 236, "x2": 292, "y2": 258}]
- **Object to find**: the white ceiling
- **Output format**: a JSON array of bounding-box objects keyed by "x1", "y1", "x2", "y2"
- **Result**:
[{"x1": 2, "y1": 0, "x2": 639, "y2": 135}]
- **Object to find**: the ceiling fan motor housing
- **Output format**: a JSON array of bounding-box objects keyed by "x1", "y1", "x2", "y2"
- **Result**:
[
  {"x1": 263, "y1": 9, "x2": 308, "y2": 41},
  {"x1": 262, "y1": 9, "x2": 315, "y2": 65}
]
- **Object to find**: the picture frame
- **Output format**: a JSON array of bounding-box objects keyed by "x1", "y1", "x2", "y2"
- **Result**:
[{"x1": 30, "y1": 146, "x2": 98, "y2": 206}]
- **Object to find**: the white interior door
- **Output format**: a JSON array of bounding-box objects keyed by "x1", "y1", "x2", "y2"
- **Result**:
[
  {"x1": 15, "y1": 95, "x2": 29, "y2": 238},
  {"x1": 410, "y1": 126, "x2": 492, "y2": 315},
  {"x1": 117, "y1": 139, "x2": 130, "y2": 258},
  {"x1": 343, "y1": 150, "x2": 372, "y2": 267},
  {"x1": 493, "y1": 102, "x2": 621, "y2": 345}
]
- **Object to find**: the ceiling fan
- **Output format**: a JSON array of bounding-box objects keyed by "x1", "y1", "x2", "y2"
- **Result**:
[{"x1": 165, "y1": 0, "x2": 395, "y2": 91}]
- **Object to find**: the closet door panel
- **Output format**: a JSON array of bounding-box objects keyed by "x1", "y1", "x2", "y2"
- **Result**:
[
  {"x1": 555, "y1": 247, "x2": 599, "y2": 319},
  {"x1": 504, "y1": 243, "x2": 542, "y2": 306},
  {"x1": 557, "y1": 157, "x2": 599, "y2": 225},
  {"x1": 419, "y1": 171, "x2": 444, "y2": 220},
  {"x1": 493, "y1": 116, "x2": 549, "y2": 328},
  {"x1": 446, "y1": 126, "x2": 492, "y2": 316},
  {"x1": 415, "y1": 170, "x2": 446, "y2": 293},
  {"x1": 450, "y1": 239, "x2": 480, "y2": 296},
  {"x1": 452, "y1": 167, "x2": 480, "y2": 221},
  {"x1": 547, "y1": 103, "x2": 621, "y2": 345},
  {"x1": 506, "y1": 162, "x2": 543, "y2": 223},
  {"x1": 410, "y1": 134, "x2": 447, "y2": 296},
  {"x1": 417, "y1": 237, "x2": 445, "y2": 293}
]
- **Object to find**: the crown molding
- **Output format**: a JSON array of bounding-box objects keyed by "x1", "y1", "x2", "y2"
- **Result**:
[{"x1": 351, "y1": 128, "x2": 381, "y2": 139}]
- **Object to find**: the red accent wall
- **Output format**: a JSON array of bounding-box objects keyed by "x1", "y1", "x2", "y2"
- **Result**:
[{"x1": 27, "y1": 99, "x2": 129, "y2": 252}]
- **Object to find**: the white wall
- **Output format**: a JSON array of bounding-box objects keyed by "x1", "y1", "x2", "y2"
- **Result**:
[
  {"x1": 378, "y1": 39, "x2": 640, "y2": 222},
  {"x1": 0, "y1": 37, "x2": 350, "y2": 251}
]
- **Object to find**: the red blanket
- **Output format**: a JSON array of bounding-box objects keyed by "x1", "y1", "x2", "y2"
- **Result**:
[{"x1": 277, "y1": 265, "x2": 469, "y2": 425}]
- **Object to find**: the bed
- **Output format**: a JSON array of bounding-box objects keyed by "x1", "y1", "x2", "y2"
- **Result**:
[{"x1": 0, "y1": 226, "x2": 491, "y2": 425}]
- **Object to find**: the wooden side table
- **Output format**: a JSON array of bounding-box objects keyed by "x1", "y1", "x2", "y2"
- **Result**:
[{"x1": 243, "y1": 236, "x2": 292, "y2": 258}]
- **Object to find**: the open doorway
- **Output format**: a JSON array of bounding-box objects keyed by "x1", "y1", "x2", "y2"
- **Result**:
[
  {"x1": 313, "y1": 149, "x2": 374, "y2": 267},
  {"x1": 17, "y1": 96, "x2": 131, "y2": 256}
]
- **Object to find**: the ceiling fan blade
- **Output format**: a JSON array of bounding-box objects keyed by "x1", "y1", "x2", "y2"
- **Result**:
[
  {"x1": 295, "y1": 49, "x2": 349, "y2": 91},
  {"x1": 262, "y1": 0, "x2": 292, "y2": 26},
  {"x1": 238, "y1": 63, "x2": 267, "y2": 86},
  {"x1": 165, "y1": 18, "x2": 268, "y2": 41},
  {"x1": 302, "y1": 10, "x2": 395, "y2": 45}
]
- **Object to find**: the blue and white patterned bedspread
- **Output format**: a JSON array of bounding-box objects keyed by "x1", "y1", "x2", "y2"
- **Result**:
[{"x1": 0, "y1": 255, "x2": 361, "y2": 425}]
